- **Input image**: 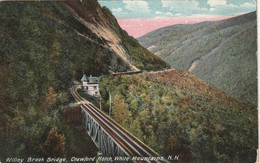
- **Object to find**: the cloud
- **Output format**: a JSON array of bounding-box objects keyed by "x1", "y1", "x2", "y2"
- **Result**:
[
  {"x1": 161, "y1": 0, "x2": 208, "y2": 15},
  {"x1": 155, "y1": 11, "x2": 174, "y2": 17},
  {"x1": 241, "y1": 2, "x2": 255, "y2": 8},
  {"x1": 122, "y1": 0, "x2": 150, "y2": 14},
  {"x1": 110, "y1": 7, "x2": 130, "y2": 18},
  {"x1": 164, "y1": 12, "x2": 174, "y2": 16},
  {"x1": 201, "y1": 8, "x2": 208, "y2": 11},
  {"x1": 112, "y1": 8, "x2": 122, "y2": 13},
  {"x1": 225, "y1": 2, "x2": 255, "y2": 9},
  {"x1": 210, "y1": 8, "x2": 216, "y2": 12},
  {"x1": 219, "y1": 2, "x2": 255, "y2": 9},
  {"x1": 207, "y1": 1, "x2": 256, "y2": 16},
  {"x1": 161, "y1": 0, "x2": 200, "y2": 11},
  {"x1": 175, "y1": 13, "x2": 181, "y2": 16},
  {"x1": 228, "y1": 4, "x2": 237, "y2": 8},
  {"x1": 207, "y1": 0, "x2": 226, "y2": 6},
  {"x1": 99, "y1": 0, "x2": 256, "y2": 19}
]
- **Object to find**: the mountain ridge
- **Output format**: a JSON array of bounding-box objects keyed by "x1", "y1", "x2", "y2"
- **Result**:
[{"x1": 138, "y1": 11, "x2": 257, "y2": 106}]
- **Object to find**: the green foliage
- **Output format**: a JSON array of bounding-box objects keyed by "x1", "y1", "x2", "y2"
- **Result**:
[
  {"x1": 0, "y1": 1, "x2": 107, "y2": 158},
  {"x1": 99, "y1": 70, "x2": 257, "y2": 162}
]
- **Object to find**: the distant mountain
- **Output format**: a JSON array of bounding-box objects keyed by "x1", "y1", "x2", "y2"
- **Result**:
[
  {"x1": 99, "y1": 69, "x2": 257, "y2": 162},
  {"x1": 138, "y1": 12, "x2": 257, "y2": 106},
  {"x1": 0, "y1": 0, "x2": 168, "y2": 158}
]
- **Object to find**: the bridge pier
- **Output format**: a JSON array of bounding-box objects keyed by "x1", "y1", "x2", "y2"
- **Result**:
[{"x1": 81, "y1": 106, "x2": 128, "y2": 158}]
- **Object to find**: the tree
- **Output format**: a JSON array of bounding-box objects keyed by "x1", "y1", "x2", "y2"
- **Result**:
[
  {"x1": 112, "y1": 94, "x2": 130, "y2": 127},
  {"x1": 42, "y1": 127, "x2": 65, "y2": 157},
  {"x1": 46, "y1": 87, "x2": 57, "y2": 105},
  {"x1": 164, "y1": 134, "x2": 177, "y2": 155}
]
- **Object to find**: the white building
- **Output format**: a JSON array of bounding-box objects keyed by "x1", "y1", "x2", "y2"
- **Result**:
[{"x1": 81, "y1": 74, "x2": 99, "y2": 97}]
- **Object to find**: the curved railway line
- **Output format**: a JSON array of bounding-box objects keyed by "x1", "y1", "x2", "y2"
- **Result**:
[{"x1": 70, "y1": 85, "x2": 164, "y2": 162}]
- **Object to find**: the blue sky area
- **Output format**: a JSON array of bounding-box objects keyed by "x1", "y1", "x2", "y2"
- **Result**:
[{"x1": 98, "y1": 0, "x2": 256, "y2": 19}]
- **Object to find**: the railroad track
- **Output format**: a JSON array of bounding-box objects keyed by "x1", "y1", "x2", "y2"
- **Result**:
[
  {"x1": 112, "y1": 70, "x2": 142, "y2": 76},
  {"x1": 70, "y1": 85, "x2": 165, "y2": 162}
]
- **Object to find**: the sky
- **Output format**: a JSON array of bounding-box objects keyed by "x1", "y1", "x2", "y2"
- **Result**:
[{"x1": 98, "y1": 0, "x2": 256, "y2": 37}]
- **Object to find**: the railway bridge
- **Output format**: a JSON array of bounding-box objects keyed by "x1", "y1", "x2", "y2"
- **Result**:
[{"x1": 70, "y1": 85, "x2": 163, "y2": 162}]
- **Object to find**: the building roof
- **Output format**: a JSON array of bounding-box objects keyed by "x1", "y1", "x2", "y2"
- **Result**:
[
  {"x1": 81, "y1": 74, "x2": 99, "y2": 83},
  {"x1": 81, "y1": 74, "x2": 87, "y2": 81},
  {"x1": 88, "y1": 75, "x2": 99, "y2": 84}
]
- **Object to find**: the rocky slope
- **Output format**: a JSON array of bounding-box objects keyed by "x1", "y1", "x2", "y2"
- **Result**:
[{"x1": 138, "y1": 12, "x2": 257, "y2": 106}]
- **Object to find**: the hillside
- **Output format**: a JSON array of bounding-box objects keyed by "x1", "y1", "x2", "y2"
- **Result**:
[
  {"x1": 0, "y1": 0, "x2": 168, "y2": 159},
  {"x1": 99, "y1": 70, "x2": 257, "y2": 162},
  {"x1": 138, "y1": 12, "x2": 257, "y2": 106}
]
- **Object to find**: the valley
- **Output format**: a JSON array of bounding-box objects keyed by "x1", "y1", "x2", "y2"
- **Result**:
[{"x1": 138, "y1": 12, "x2": 257, "y2": 106}]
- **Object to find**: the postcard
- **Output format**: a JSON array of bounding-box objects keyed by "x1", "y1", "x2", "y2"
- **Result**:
[{"x1": 0, "y1": 0, "x2": 257, "y2": 162}]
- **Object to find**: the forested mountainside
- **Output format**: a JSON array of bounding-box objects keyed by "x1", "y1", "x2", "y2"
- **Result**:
[
  {"x1": 0, "y1": 0, "x2": 168, "y2": 159},
  {"x1": 138, "y1": 12, "x2": 257, "y2": 106},
  {"x1": 99, "y1": 70, "x2": 257, "y2": 162}
]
